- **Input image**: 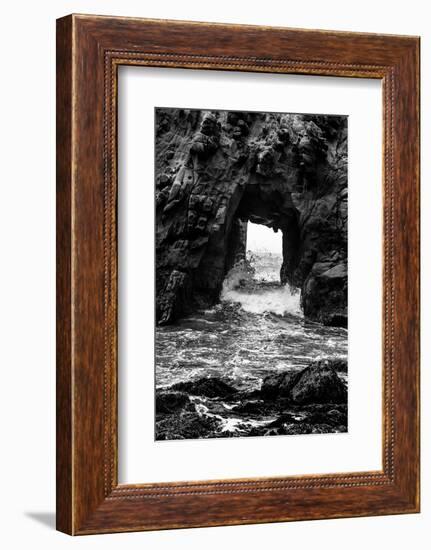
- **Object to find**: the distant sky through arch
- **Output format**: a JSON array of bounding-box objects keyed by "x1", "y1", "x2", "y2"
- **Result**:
[{"x1": 246, "y1": 222, "x2": 282, "y2": 254}]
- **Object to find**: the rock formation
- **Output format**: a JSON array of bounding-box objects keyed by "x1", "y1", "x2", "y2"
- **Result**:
[
  {"x1": 155, "y1": 360, "x2": 347, "y2": 439},
  {"x1": 155, "y1": 108, "x2": 347, "y2": 327},
  {"x1": 261, "y1": 361, "x2": 347, "y2": 404}
]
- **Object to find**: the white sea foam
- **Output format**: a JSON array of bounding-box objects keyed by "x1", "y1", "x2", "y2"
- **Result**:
[
  {"x1": 220, "y1": 270, "x2": 302, "y2": 317},
  {"x1": 222, "y1": 285, "x2": 302, "y2": 317},
  {"x1": 156, "y1": 252, "x2": 347, "y2": 393},
  {"x1": 220, "y1": 255, "x2": 302, "y2": 317}
]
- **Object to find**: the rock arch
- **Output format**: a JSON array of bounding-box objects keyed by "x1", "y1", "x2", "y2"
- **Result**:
[{"x1": 155, "y1": 108, "x2": 347, "y2": 327}]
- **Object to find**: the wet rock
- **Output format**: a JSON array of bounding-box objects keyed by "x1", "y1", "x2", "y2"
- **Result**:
[
  {"x1": 290, "y1": 364, "x2": 347, "y2": 404},
  {"x1": 157, "y1": 270, "x2": 190, "y2": 325},
  {"x1": 260, "y1": 370, "x2": 302, "y2": 399},
  {"x1": 155, "y1": 382, "x2": 348, "y2": 440},
  {"x1": 156, "y1": 108, "x2": 347, "y2": 326},
  {"x1": 170, "y1": 377, "x2": 238, "y2": 398},
  {"x1": 310, "y1": 357, "x2": 347, "y2": 374},
  {"x1": 231, "y1": 399, "x2": 269, "y2": 415},
  {"x1": 306, "y1": 406, "x2": 347, "y2": 426},
  {"x1": 259, "y1": 361, "x2": 347, "y2": 405},
  {"x1": 256, "y1": 147, "x2": 276, "y2": 176},
  {"x1": 156, "y1": 411, "x2": 221, "y2": 440},
  {"x1": 302, "y1": 262, "x2": 348, "y2": 327},
  {"x1": 155, "y1": 391, "x2": 190, "y2": 414},
  {"x1": 196, "y1": 216, "x2": 208, "y2": 232},
  {"x1": 255, "y1": 403, "x2": 347, "y2": 436},
  {"x1": 264, "y1": 423, "x2": 320, "y2": 436}
]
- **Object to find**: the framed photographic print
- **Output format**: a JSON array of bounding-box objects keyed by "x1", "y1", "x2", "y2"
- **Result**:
[{"x1": 56, "y1": 14, "x2": 420, "y2": 535}]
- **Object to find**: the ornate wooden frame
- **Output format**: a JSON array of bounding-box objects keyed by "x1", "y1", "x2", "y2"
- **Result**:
[{"x1": 56, "y1": 14, "x2": 420, "y2": 535}]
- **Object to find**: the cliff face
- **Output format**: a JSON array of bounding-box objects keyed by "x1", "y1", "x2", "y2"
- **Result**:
[{"x1": 155, "y1": 108, "x2": 347, "y2": 327}]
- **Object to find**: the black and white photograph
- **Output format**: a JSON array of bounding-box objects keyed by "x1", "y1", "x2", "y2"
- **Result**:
[{"x1": 155, "y1": 107, "x2": 348, "y2": 440}]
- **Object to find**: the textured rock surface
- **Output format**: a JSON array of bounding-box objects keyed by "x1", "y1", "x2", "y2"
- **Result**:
[
  {"x1": 169, "y1": 377, "x2": 238, "y2": 398},
  {"x1": 155, "y1": 391, "x2": 190, "y2": 414},
  {"x1": 156, "y1": 411, "x2": 222, "y2": 441},
  {"x1": 289, "y1": 364, "x2": 347, "y2": 404},
  {"x1": 260, "y1": 369, "x2": 302, "y2": 399},
  {"x1": 311, "y1": 357, "x2": 348, "y2": 374},
  {"x1": 260, "y1": 362, "x2": 347, "y2": 404},
  {"x1": 155, "y1": 367, "x2": 347, "y2": 439},
  {"x1": 155, "y1": 108, "x2": 347, "y2": 326}
]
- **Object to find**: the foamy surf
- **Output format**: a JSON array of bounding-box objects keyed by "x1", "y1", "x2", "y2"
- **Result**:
[
  {"x1": 155, "y1": 250, "x2": 347, "y2": 439},
  {"x1": 220, "y1": 255, "x2": 302, "y2": 317},
  {"x1": 221, "y1": 285, "x2": 302, "y2": 317}
]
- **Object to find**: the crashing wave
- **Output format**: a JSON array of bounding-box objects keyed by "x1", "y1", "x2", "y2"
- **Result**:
[
  {"x1": 221, "y1": 255, "x2": 302, "y2": 317},
  {"x1": 222, "y1": 285, "x2": 302, "y2": 317}
]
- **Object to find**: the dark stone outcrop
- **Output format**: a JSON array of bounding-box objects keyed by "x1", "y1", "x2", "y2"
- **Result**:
[
  {"x1": 259, "y1": 404, "x2": 347, "y2": 436},
  {"x1": 156, "y1": 108, "x2": 347, "y2": 326},
  {"x1": 312, "y1": 357, "x2": 347, "y2": 373},
  {"x1": 155, "y1": 364, "x2": 347, "y2": 439},
  {"x1": 155, "y1": 391, "x2": 190, "y2": 414},
  {"x1": 156, "y1": 411, "x2": 221, "y2": 440},
  {"x1": 289, "y1": 364, "x2": 347, "y2": 404},
  {"x1": 260, "y1": 370, "x2": 302, "y2": 399},
  {"x1": 170, "y1": 377, "x2": 238, "y2": 398},
  {"x1": 260, "y1": 361, "x2": 347, "y2": 404}
]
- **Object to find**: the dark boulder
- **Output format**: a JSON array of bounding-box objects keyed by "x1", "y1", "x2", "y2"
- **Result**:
[
  {"x1": 244, "y1": 402, "x2": 348, "y2": 437},
  {"x1": 231, "y1": 399, "x2": 270, "y2": 415},
  {"x1": 301, "y1": 262, "x2": 348, "y2": 327},
  {"x1": 259, "y1": 362, "x2": 347, "y2": 404},
  {"x1": 290, "y1": 364, "x2": 347, "y2": 404},
  {"x1": 305, "y1": 404, "x2": 347, "y2": 426},
  {"x1": 260, "y1": 369, "x2": 302, "y2": 399},
  {"x1": 170, "y1": 377, "x2": 238, "y2": 398},
  {"x1": 262, "y1": 403, "x2": 347, "y2": 435},
  {"x1": 310, "y1": 357, "x2": 347, "y2": 373},
  {"x1": 156, "y1": 411, "x2": 221, "y2": 440},
  {"x1": 263, "y1": 422, "x2": 326, "y2": 436},
  {"x1": 155, "y1": 391, "x2": 190, "y2": 414}
]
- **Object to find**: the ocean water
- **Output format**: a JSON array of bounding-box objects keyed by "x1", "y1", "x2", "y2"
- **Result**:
[{"x1": 155, "y1": 252, "x2": 347, "y2": 438}]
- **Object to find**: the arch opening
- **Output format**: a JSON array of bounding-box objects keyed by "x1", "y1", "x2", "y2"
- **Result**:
[
  {"x1": 222, "y1": 183, "x2": 302, "y2": 295},
  {"x1": 155, "y1": 107, "x2": 347, "y2": 328}
]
